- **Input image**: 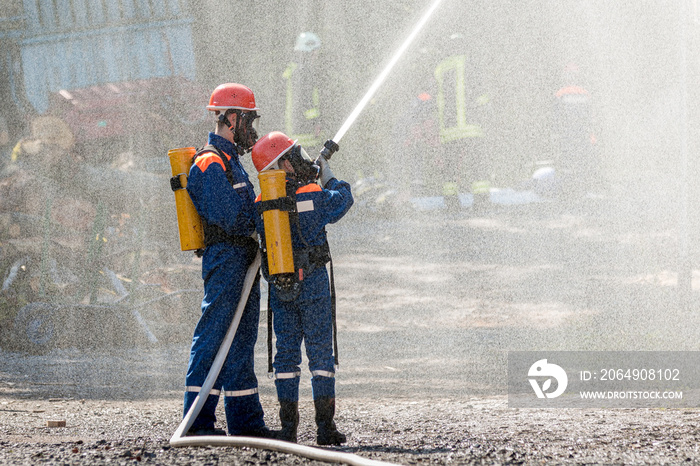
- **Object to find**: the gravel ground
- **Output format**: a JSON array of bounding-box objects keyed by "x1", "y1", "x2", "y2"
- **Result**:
[
  {"x1": 2, "y1": 390, "x2": 700, "y2": 465},
  {"x1": 3, "y1": 196, "x2": 700, "y2": 464}
]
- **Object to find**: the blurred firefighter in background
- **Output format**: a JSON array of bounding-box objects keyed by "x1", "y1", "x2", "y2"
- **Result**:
[
  {"x1": 252, "y1": 132, "x2": 353, "y2": 445},
  {"x1": 550, "y1": 63, "x2": 604, "y2": 199},
  {"x1": 283, "y1": 32, "x2": 326, "y2": 148},
  {"x1": 433, "y1": 33, "x2": 493, "y2": 211},
  {"x1": 389, "y1": 73, "x2": 441, "y2": 206},
  {"x1": 181, "y1": 83, "x2": 275, "y2": 438}
]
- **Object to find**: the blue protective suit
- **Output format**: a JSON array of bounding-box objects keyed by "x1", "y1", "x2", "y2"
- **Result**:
[
  {"x1": 183, "y1": 133, "x2": 265, "y2": 435},
  {"x1": 256, "y1": 177, "x2": 353, "y2": 402}
]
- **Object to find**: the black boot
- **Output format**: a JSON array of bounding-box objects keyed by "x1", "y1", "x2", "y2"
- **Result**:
[
  {"x1": 314, "y1": 397, "x2": 346, "y2": 446},
  {"x1": 277, "y1": 401, "x2": 299, "y2": 442},
  {"x1": 185, "y1": 426, "x2": 226, "y2": 436},
  {"x1": 240, "y1": 426, "x2": 277, "y2": 438}
]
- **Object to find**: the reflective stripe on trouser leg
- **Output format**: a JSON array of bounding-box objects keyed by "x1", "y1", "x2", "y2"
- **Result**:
[
  {"x1": 311, "y1": 370, "x2": 335, "y2": 400},
  {"x1": 442, "y1": 181, "x2": 458, "y2": 197},
  {"x1": 183, "y1": 386, "x2": 221, "y2": 431},
  {"x1": 224, "y1": 388, "x2": 266, "y2": 435},
  {"x1": 223, "y1": 388, "x2": 258, "y2": 397},
  {"x1": 185, "y1": 386, "x2": 222, "y2": 396},
  {"x1": 275, "y1": 372, "x2": 301, "y2": 402}
]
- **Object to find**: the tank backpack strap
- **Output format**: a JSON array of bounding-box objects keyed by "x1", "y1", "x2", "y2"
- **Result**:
[
  {"x1": 267, "y1": 281, "x2": 274, "y2": 376},
  {"x1": 328, "y1": 246, "x2": 339, "y2": 368},
  {"x1": 191, "y1": 145, "x2": 238, "y2": 258},
  {"x1": 194, "y1": 144, "x2": 236, "y2": 187}
]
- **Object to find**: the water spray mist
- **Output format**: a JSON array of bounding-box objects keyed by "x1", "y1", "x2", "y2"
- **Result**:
[{"x1": 320, "y1": 0, "x2": 445, "y2": 160}]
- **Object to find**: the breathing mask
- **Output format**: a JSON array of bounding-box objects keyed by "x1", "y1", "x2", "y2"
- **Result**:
[
  {"x1": 285, "y1": 144, "x2": 319, "y2": 184},
  {"x1": 219, "y1": 110, "x2": 260, "y2": 155}
]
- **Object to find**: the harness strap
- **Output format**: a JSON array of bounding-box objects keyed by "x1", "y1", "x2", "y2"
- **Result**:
[
  {"x1": 328, "y1": 253, "x2": 339, "y2": 367},
  {"x1": 256, "y1": 197, "x2": 296, "y2": 215},
  {"x1": 267, "y1": 282, "x2": 273, "y2": 375},
  {"x1": 199, "y1": 223, "x2": 258, "y2": 265},
  {"x1": 170, "y1": 174, "x2": 185, "y2": 191},
  {"x1": 202, "y1": 223, "x2": 256, "y2": 249},
  {"x1": 307, "y1": 241, "x2": 331, "y2": 267},
  {"x1": 194, "y1": 144, "x2": 236, "y2": 187}
]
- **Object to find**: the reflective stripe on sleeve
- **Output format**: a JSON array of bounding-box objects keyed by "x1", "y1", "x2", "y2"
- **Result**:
[
  {"x1": 311, "y1": 370, "x2": 335, "y2": 378},
  {"x1": 222, "y1": 388, "x2": 258, "y2": 397},
  {"x1": 233, "y1": 182, "x2": 246, "y2": 189},
  {"x1": 185, "y1": 386, "x2": 221, "y2": 396},
  {"x1": 296, "y1": 200, "x2": 314, "y2": 212},
  {"x1": 275, "y1": 371, "x2": 302, "y2": 380}
]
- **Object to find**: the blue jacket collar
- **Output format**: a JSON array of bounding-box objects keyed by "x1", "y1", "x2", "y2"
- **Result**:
[{"x1": 208, "y1": 132, "x2": 238, "y2": 158}]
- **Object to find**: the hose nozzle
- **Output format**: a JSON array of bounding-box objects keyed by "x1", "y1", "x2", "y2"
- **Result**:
[{"x1": 319, "y1": 139, "x2": 339, "y2": 160}]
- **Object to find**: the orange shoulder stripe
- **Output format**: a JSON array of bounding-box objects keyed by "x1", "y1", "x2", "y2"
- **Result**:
[
  {"x1": 255, "y1": 194, "x2": 262, "y2": 202},
  {"x1": 195, "y1": 153, "x2": 226, "y2": 172},
  {"x1": 296, "y1": 183, "x2": 322, "y2": 194}
]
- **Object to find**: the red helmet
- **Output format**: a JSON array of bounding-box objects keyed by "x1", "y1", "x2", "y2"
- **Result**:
[
  {"x1": 206, "y1": 83, "x2": 258, "y2": 111},
  {"x1": 252, "y1": 131, "x2": 295, "y2": 172}
]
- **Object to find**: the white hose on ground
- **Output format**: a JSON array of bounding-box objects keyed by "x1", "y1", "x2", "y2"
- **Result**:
[
  {"x1": 169, "y1": 251, "x2": 395, "y2": 466},
  {"x1": 171, "y1": 435, "x2": 397, "y2": 466}
]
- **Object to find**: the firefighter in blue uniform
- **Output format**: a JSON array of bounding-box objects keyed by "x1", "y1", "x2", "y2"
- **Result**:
[
  {"x1": 251, "y1": 131, "x2": 353, "y2": 445},
  {"x1": 182, "y1": 83, "x2": 274, "y2": 438}
]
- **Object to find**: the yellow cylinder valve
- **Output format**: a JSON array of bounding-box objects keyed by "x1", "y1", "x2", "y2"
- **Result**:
[
  {"x1": 258, "y1": 170, "x2": 294, "y2": 279},
  {"x1": 169, "y1": 147, "x2": 205, "y2": 251}
]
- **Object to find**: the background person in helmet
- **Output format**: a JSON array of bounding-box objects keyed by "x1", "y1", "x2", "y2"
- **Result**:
[
  {"x1": 389, "y1": 77, "x2": 441, "y2": 205},
  {"x1": 551, "y1": 63, "x2": 604, "y2": 199},
  {"x1": 251, "y1": 132, "x2": 353, "y2": 446},
  {"x1": 181, "y1": 83, "x2": 274, "y2": 438}
]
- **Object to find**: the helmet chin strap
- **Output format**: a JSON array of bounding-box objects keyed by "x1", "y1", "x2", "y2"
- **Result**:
[
  {"x1": 217, "y1": 112, "x2": 237, "y2": 136},
  {"x1": 218, "y1": 111, "x2": 245, "y2": 154}
]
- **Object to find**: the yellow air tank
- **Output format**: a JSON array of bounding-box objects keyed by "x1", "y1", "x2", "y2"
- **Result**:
[
  {"x1": 169, "y1": 147, "x2": 205, "y2": 251},
  {"x1": 258, "y1": 169, "x2": 294, "y2": 277}
]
